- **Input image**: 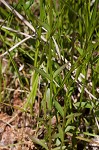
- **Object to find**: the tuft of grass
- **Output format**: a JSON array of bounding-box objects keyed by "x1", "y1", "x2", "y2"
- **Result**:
[{"x1": 0, "y1": 0, "x2": 99, "y2": 149}]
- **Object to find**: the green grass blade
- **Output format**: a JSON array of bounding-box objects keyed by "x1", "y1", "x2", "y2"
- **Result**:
[
  {"x1": 32, "y1": 66, "x2": 52, "y2": 81},
  {"x1": 54, "y1": 100, "x2": 64, "y2": 118},
  {"x1": 53, "y1": 64, "x2": 66, "y2": 79}
]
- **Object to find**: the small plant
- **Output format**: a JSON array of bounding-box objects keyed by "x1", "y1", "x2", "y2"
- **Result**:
[{"x1": 0, "y1": 0, "x2": 99, "y2": 149}]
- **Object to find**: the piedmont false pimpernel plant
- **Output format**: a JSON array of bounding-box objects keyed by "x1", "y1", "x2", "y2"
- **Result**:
[{"x1": 0, "y1": 0, "x2": 99, "y2": 149}]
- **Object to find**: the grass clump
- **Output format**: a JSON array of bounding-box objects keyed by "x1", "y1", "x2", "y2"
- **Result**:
[{"x1": 0, "y1": 0, "x2": 99, "y2": 149}]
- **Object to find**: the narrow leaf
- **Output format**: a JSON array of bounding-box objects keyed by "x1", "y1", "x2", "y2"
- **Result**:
[
  {"x1": 58, "y1": 125, "x2": 64, "y2": 143},
  {"x1": 32, "y1": 66, "x2": 52, "y2": 81},
  {"x1": 28, "y1": 135, "x2": 48, "y2": 150},
  {"x1": 53, "y1": 64, "x2": 66, "y2": 79},
  {"x1": 54, "y1": 100, "x2": 64, "y2": 118}
]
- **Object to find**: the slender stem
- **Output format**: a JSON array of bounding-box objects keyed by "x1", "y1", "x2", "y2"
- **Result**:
[{"x1": 48, "y1": 0, "x2": 53, "y2": 149}]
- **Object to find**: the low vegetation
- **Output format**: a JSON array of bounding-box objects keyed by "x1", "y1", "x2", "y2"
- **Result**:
[{"x1": 0, "y1": 0, "x2": 99, "y2": 149}]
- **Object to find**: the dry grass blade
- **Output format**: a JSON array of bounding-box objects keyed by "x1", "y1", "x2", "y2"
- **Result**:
[
  {"x1": 1, "y1": 25, "x2": 35, "y2": 38},
  {"x1": 60, "y1": 55, "x2": 98, "y2": 101},
  {"x1": 0, "y1": 36, "x2": 31, "y2": 58},
  {"x1": 0, "y1": 0, "x2": 47, "y2": 42},
  {"x1": 52, "y1": 36, "x2": 61, "y2": 59}
]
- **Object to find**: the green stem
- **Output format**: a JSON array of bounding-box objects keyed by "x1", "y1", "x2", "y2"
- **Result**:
[{"x1": 48, "y1": 0, "x2": 53, "y2": 149}]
